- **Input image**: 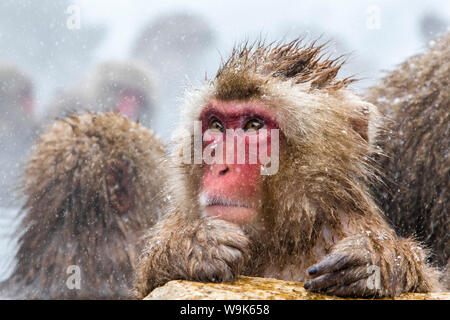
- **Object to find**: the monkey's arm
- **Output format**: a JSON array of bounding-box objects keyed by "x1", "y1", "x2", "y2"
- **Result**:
[
  {"x1": 134, "y1": 214, "x2": 249, "y2": 299},
  {"x1": 305, "y1": 214, "x2": 441, "y2": 298}
]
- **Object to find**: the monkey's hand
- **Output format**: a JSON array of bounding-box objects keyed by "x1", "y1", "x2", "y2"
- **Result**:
[
  {"x1": 304, "y1": 235, "x2": 386, "y2": 298},
  {"x1": 304, "y1": 234, "x2": 440, "y2": 298},
  {"x1": 135, "y1": 217, "x2": 249, "y2": 298},
  {"x1": 184, "y1": 218, "x2": 250, "y2": 283}
]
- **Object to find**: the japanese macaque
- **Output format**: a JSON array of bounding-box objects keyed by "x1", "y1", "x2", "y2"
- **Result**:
[
  {"x1": 91, "y1": 61, "x2": 156, "y2": 125},
  {"x1": 418, "y1": 12, "x2": 448, "y2": 44},
  {"x1": 132, "y1": 12, "x2": 214, "y2": 77},
  {"x1": 0, "y1": 64, "x2": 34, "y2": 119},
  {"x1": 135, "y1": 39, "x2": 441, "y2": 299},
  {"x1": 131, "y1": 12, "x2": 215, "y2": 138},
  {"x1": 43, "y1": 61, "x2": 156, "y2": 128},
  {"x1": 0, "y1": 112, "x2": 167, "y2": 299},
  {"x1": 0, "y1": 64, "x2": 36, "y2": 205},
  {"x1": 366, "y1": 33, "x2": 449, "y2": 279}
]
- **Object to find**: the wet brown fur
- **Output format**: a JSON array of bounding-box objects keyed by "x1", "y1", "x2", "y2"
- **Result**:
[
  {"x1": 214, "y1": 39, "x2": 355, "y2": 101},
  {"x1": 366, "y1": 33, "x2": 449, "y2": 283},
  {"x1": 1, "y1": 112, "x2": 167, "y2": 299},
  {"x1": 135, "y1": 38, "x2": 441, "y2": 299}
]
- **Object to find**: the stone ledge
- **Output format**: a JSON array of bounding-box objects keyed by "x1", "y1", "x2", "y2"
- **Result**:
[{"x1": 145, "y1": 276, "x2": 449, "y2": 300}]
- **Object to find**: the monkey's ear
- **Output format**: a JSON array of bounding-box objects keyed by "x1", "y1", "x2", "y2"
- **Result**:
[
  {"x1": 106, "y1": 161, "x2": 133, "y2": 213},
  {"x1": 349, "y1": 103, "x2": 380, "y2": 146},
  {"x1": 350, "y1": 115, "x2": 369, "y2": 142}
]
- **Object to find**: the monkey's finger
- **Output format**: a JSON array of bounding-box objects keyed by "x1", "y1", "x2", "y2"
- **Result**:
[
  {"x1": 304, "y1": 266, "x2": 370, "y2": 292},
  {"x1": 307, "y1": 253, "x2": 365, "y2": 277},
  {"x1": 307, "y1": 254, "x2": 350, "y2": 277},
  {"x1": 325, "y1": 277, "x2": 380, "y2": 298}
]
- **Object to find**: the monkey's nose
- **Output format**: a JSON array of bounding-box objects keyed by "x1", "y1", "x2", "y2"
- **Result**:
[{"x1": 210, "y1": 164, "x2": 230, "y2": 176}]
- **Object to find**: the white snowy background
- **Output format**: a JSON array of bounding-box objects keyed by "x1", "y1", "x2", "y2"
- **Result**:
[{"x1": 0, "y1": 0, "x2": 449, "y2": 285}]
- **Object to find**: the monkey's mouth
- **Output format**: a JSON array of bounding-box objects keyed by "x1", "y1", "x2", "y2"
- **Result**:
[
  {"x1": 200, "y1": 193, "x2": 257, "y2": 224},
  {"x1": 199, "y1": 194, "x2": 253, "y2": 209},
  {"x1": 209, "y1": 200, "x2": 253, "y2": 209}
]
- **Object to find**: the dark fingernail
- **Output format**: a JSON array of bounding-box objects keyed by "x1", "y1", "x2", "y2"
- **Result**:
[
  {"x1": 307, "y1": 266, "x2": 318, "y2": 275},
  {"x1": 304, "y1": 282, "x2": 311, "y2": 289}
]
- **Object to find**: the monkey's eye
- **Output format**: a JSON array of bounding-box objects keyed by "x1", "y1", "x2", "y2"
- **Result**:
[
  {"x1": 208, "y1": 118, "x2": 224, "y2": 132},
  {"x1": 244, "y1": 118, "x2": 264, "y2": 132}
]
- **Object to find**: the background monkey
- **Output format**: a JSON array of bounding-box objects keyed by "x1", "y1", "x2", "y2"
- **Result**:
[
  {"x1": 43, "y1": 60, "x2": 157, "y2": 128},
  {"x1": 366, "y1": 33, "x2": 449, "y2": 284},
  {"x1": 135, "y1": 39, "x2": 441, "y2": 299},
  {"x1": 0, "y1": 112, "x2": 167, "y2": 299},
  {"x1": 0, "y1": 64, "x2": 37, "y2": 206},
  {"x1": 91, "y1": 61, "x2": 157, "y2": 126}
]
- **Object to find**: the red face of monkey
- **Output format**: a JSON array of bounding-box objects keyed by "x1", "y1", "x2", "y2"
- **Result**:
[
  {"x1": 199, "y1": 100, "x2": 279, "y2": 225},
  {"x1": 116, "y1": 88, "x2": 145, "y2": 119},
  {"x1": 21, "y1": 87, "x2": 34, "y2": 116}
]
